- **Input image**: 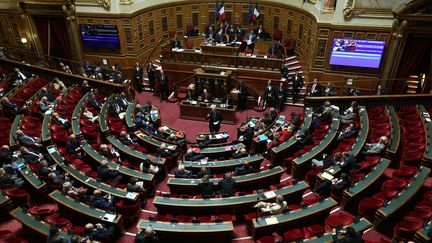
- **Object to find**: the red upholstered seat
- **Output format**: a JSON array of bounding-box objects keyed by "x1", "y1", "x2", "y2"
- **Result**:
[
  {"x1": 372, "y1": 190, "x2": 399, "y2": 201},
  {"x1": 302, "y1": 193, "x2": 320, "y2": 205},
  {"x1": 256, "y1": 236, "x2": 275, "y2": 243},
  {"x1": 393, "y1": 219, "x2": 423, "y2": 241},
  {"x1": 391, "y1": 166, "x2": 418, "y2": 179},
  {"x1": 381, "y1": 179, "x2": 408, "y2": 191},
  {"x1": 422, "y1": 191, "x2": 432, "y2": 201},
  {"x1": 52, "y1": 132, "x2": 69, "y2": 144},
  {"x1": 4, "y1": 188, "x2": 30, "y2": 206},
  {"x1": 303, "y1": 225, "x2": 325, "y2": 238},
  {"x1": 115, "y1": 200, "x2": 140, "y2": 218},
  {"x1": 0, "y1": 230, "x2": 14, "y2": 240},
  {"x1": 197, "y1": 216, "x2": 212, "y2": 223},
  {"x1": 174, "y1": 215, "x2": 191, "y2": 223},
  {"x1": 358, "y1": 198, "x2": 384, "y2": 220},
  {"x1": 44, "y1": 214, "x2": 72, "y2": 229},
  {"x1": 28, "y1": 203, "x2": 59, "y2": 217},
  {"x1": 283, "y1": 228, "x2": 304, "y2": 242},
  {"x1": 325, "y1": 212, "x2": 353, "y2": 231}
]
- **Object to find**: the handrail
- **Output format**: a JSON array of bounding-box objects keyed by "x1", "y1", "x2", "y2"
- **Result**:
[
  {"x1": 231, "y1": 77, "x2": 258, "y2": 98},
  {"x1": 143, "y1": 37, "x2": 164, "y2": 66}
]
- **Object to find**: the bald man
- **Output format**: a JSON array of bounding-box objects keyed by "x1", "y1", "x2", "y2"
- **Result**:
[{"x1": 207, "y1": 107, "x2": 222, "y2": 133}]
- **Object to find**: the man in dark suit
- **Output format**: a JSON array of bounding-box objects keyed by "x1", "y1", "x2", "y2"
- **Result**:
[
  {"x1": 84, "y1": 223, "x2": 116, "y2": 242},
  {"x1": 276, "y1": 82, "x2": 286, "y2": 111},
  {"x1": 208, "y1": 107, "x2": 222, "y2": 133},
  {"x1": 291, "y1": 70, "x2": 303, "y2": 103},
  {"x1": 97, "y1": 160, "x2": 122, "y2": 182},
  {"x1": 170, "y1": 36, "x2": 182, "y2": 48},
  {"x1": 308, "y1": 78, "x2": 322, "y2": 97},
  {"x1": 16, "y1": 130, "x2": 42, "y2": 148},
  {"x1": 1, "y1": 97, "x2": 25, "y2": 115},
  {"x1": 245, "y1": 30, "x2": 257, "y2": 51},
  {"x1": 234, "y1": 26, "x2": 244, "y2": 42},
  {"x1": 201, "y1": 89, "x2": 212, "y2": 103},
  {"x1": 268, "y1": 42, "x2": 281, "y2": 58},
  {"x1": 0, "y1": 145, "x2": 13, "y2": 167},
  {"x1": 339, "y1": 152, "x2": 357, "y2": 173},
  {"x1": 88, "y1": 93, "x2": 102, "y2": 110},
  {"x1": 134, "y1": 62, "x2": 144, "y2": 92},
  {"x1": 337, "y1": 123, "x2": 358, "y2": 141},
  {"x1": 237, "y1": 81, "x2": 247, "y2": 112},
  {"x1": 263, "y1": 80, "x2": 275, "y2": 109},
  {"x1": 254, "y1": 24, "x2": 268, "y2": 40},
  {"x1": 146, "y1": 62, "x2": 156, "y2": 91},
  {"x1": 158, "y1": 70, "x2": 169, "y2": 101},
  {"x1": 65, "y1": 134, "x2": 83, "y2": 158},
  {"x1": 217, "y1": 172, "x2": 236, "y2": 197}
]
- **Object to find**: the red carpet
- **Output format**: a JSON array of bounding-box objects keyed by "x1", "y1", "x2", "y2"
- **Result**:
[{"x1": 136, "y1": 91, "x2": 303, "y2": 143}]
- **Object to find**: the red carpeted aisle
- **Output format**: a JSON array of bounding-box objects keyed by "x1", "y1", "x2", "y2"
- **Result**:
[{"x1": 118, "y1": 91, "x2": 303, "y2": 242}]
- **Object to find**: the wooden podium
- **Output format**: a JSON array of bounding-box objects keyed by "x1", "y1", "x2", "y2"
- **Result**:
[{"x1": 194, "y1": 67, "x2": 232, "y2": 99}]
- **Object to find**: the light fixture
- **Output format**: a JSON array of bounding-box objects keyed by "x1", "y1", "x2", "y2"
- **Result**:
[{"x1": 20, "y1": 37, "x2": 28, "y2": 44}]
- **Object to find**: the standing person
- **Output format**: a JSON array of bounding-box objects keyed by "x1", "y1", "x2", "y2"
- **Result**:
[
  {"x1": 208, "y1": 107, "x2": 222, "y2": 133},
  {"x1": 158, "y1": 70, "x2": 169, "y2": 101},
  {"x1": 263, "y1": 80, "x2": 275, "y2": 109},
  {"x1": 134, "y1": 62, "x2": 144, "y2": 92},
  {"x1": 291, "y1": 70, "x2": 303, "y2": 103},
  {"x1": 276, "y1": 82, "x2": 286, "y2": 111},
  {"x1": 146, "y1": 62, "x2": 156, "y2": 91},
  {"x1": 237, "y1": 80, "x2": 248, "y2": 112}
]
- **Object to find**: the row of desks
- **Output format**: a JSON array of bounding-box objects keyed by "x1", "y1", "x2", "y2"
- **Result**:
[
  {"x1": 291, "y1": 110, "x2": 340, "y2": 179},
  {"x1": 182, "y1": 154, "x2": 264, "y2": 173},
  {"x1": 418, "y1": 105, "x2": 432, "y2": 165},
  {"x1": 167, "y1": 166, "x2": 284, "y2": 195},
  {"x1": 385, "y1": 106, "x2": 400, "y2": 158},
  {"x1": 154, "y1": 181, "x2": 308, "y2": 216}
]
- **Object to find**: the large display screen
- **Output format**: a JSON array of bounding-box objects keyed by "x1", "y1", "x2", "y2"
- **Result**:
[
  {"x1": 329, "y1": 38, "x2": 385, "y2": 69},
  {"x1": 80, "y1": 24, "x2": 120, "y2": 51}
]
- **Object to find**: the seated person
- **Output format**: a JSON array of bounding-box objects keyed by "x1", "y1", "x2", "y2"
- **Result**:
[
  {"x1": 278, "y1": 125, "x2": 293, "y2": 143},
  {"x1": 232, "y1": 148, "x2": 248, "y2": 159},
  {"x1": 96, "y1": 159, "x2": 122, "y2": 182},
  {"x1": 118, "y1": 131, "x2": 137, "y2": 146},
  {"x1": 140, "y1": 159, "x2": 165, "y2": 181},
  {"x1": 38, "y1": 96, "x2": 54, "y2": 113},
  {"x1": 254, "y1": 195, "x2": 287, "y2": 214},
  {"x1": 312, "y1": 152, "x2": 342, "y2": 168},
  {"x1": 269, "y1": 107, "x2": 278, "y2": 121},
  {"x1": 0, "y1": 145, "x2": 14, "y2": 166},
  {"x1": 53, "y1": 77, "x2": 67, "y2": 93},
  {"x1": 46, "y1": 225, "x2": 67, "y2": 243},
  {"x1": 62, "y1": 181, "x2": 87, "y2": 199},
  {"x1": 174, "y1": 164, "x2": 192, "y2": 178},
  {"x1": 217, "y1": 172, "x2": 236, "y2": 197},
  {"x1": 261, "y1": 112, "x2": 273, "y2": 127},
  {"x1": 65, "y1": 134, "x2": 83, "y2": 158},
  {"x1": 154, "y1": 127, "x2": 168, "y2": 139},
  {"x1": 337, "y1": 123, "x2": 358, "y2": 141},
  {"x1": 295, "y1": 129, "x2": 313, "y2": 150},
  {"x1": 185, "y1": 148, "x2": 206, "y2": 162},
  {"x1": 17, "y1": 130, "x2": 42, "y2": 148},
  {"x1": 234, "y1": 161, "x2": 254, "y2": 176},
  {"x1": 290, "y1": 112, "x2": 301, "y2": 129},
  {"x1": 88, "y1": 190, "x2": 115, "y2": 210},
  {"x1": 341, "y1": 101, "x2": 358, "y2": 124},
  {"x1": 135, "y1": 226, "x2": 159, "y2": 243},
  {"x1": 1, "y1": 97, "x2": 26, "y2": 115},
  {"x1": 127, "y1": 177, "x2": 146, "y2": 193},
  {"x1": 38, "y1": 87, "x2": 56, "y2": 102},
  {"x1": 38, "y1": 160, "x2": 61, "y2": 177},
  {"x1": 157, "y1": 143, "x2": 179, "y2": 161},
  {"x1": 197, "y1": 175, "x2": 215, "y2": 198},
  {"x1": 196, "y1": 167, "x2": 212, "y2": 178},
  {"x1": 197, "y1": 136, "x2": 212, "y2": 149},
  {"x1": 99, "y1": 144, "x2": 120, "y2": 162},
  {"x1": 238, "y1": 125, "x2": 254, "y2": 146},
  {"x1": 362, "y1": 136, "x2": 388, "y2": 155},
  {"x1": 323, "y1": 82, "x2": 336, "y2": 96},
  {"x1": 52, "y1": 112, "x2": 71, "y2": 129},
  {"x1": 186, "y1": 88, "x2": 195, "y2": 101},
  {"x1": 83, "y1": 222, "x2": 117, "y2": 242},
  {"x1": 116, "y1": 92, "x2": 129, "y2": 111},
  {"x1": 81, "y1": 80, "x2": 92, "y2": 94},
  {"x1": 83, "y1": 107, "x2": 99, "y2": 123},
  {"x1": 339, "y1": 152, "x2": 357, "y2": 173},
  {"x1": 20, "y1": 146, "x2": 47, "y2": 164},
  {"x1": 314, "y1": 173, "x2": 351, "y2": 198},
  {"x1": 48, "y1": 172, "x2": 67, "y2": 187},
  {"x1": 201, "y1": 89, "x2": 212, "y2": 103},
  {"x1": 88, "y1": 93, "x2": 102, "y2": 110},
  {"x1": 0, "y1": 168, "x2": 15, "y2": 188}
]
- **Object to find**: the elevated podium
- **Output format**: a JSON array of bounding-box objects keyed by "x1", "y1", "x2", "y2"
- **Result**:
[{"x1": 194, "y1": 67, "x2": 232, "y2": 99}]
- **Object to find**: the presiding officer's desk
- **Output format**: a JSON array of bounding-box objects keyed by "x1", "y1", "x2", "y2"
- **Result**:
[
  {"x1": 154, "y1": 181, "x2": 308, "y2": 216},
  {"x1": 137, "y1": 219, "x2": 233, "y2": 243},
  {"x1": 179, "y1": 100, "x2": 236, "y2": 124},
  {"x1": 49, "y1": 190, "x2": 122, "y2": 225},
  {"x1": 182, "y1": 154, "x2": 264, "y2": 173},
  {"x1": 252, "y1": 197, "x2": 338, "y2": 238},
  {"x1": 167, "y1": 166, "x2": 284, "y2": 195}
]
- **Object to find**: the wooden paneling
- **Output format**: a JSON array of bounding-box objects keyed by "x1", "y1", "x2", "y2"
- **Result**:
[{"x1": 0, "y1": 12, "x2": 27, "y2": 48}]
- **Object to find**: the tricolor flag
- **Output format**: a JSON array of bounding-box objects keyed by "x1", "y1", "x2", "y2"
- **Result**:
[
  {"x1": 218, "y1": 3, "x2": 225, "y2": 21},
  {"x1": 253, "y1": 3, "x2": 260, "y2": 21}
]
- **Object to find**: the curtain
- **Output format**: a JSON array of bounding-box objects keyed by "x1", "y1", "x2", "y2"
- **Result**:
[
  {"x1": 50, "y1": 18, "x2": 72, "y2": 61},
  {"x1": 33, "y1": 17, "x2": 49, "y2": 55},
  {"x1": 395, "y1": 36, "x2": 432, "y2": 92}
]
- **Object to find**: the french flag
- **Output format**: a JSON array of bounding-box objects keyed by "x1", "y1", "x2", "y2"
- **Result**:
[
  {"x1": 253, "y1": 3, "x2": 260, "y2": 21},
  {"x1": 218, "y1": 3, "x2": 225, "y2": 21}
]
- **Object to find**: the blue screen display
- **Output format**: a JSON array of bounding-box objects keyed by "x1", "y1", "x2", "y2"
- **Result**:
[
  {"x1": 329, "y1": 38, "x2": 385, "y2": 69},
  {"x1": 80, "y1": 24, "x2": 120, "y2": 51}
]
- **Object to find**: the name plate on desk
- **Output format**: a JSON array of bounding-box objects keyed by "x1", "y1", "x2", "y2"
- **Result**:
[
  {"x1": 264, "y1": 217, "x2": 278, "y2": 225},
  {"x1": 101, "y1": 213, "x2": 117, "y2": 222}
]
